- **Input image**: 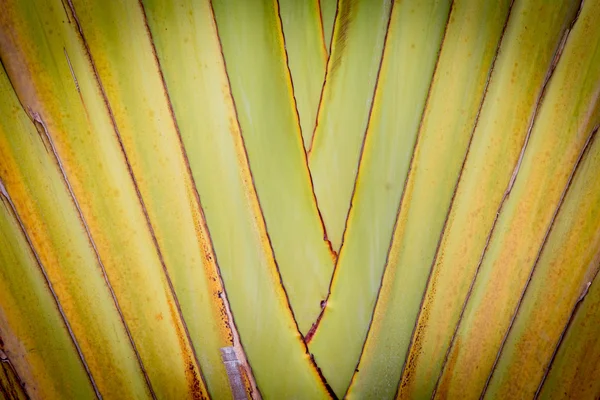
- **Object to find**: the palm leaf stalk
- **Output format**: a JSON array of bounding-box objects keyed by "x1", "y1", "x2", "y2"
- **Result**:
[{"x1": 0, "y1": 0, "x2": 599, "y2": 399}]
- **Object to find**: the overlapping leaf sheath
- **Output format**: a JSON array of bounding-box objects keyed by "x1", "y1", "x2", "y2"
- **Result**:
[
  {"x1": 435, "y1": 0, "x2": 600, "y2": 396},
  {"x1": 538, "y1": 264, "x2": 600, "y2": 400},
  {"x1": 484, "y1": 128, "x2": 600, "y2": 398},
  {"x1": 308, "y1": 0, "x2": 393, "y2": 251},
  {"x1": 343, "y1": 1, "x2": 514, "y2": 398},
  {"x1": 278, "y1": 0, "x2": 327, "y2": 148},
  {"x1": 319, "y1": 0, "x2": 337, "y2": 53},
  {"x1": 0, "y1": 61, "x2": 151, "y2": 399},
  {"x1": 308, "y1": 0, "x2": 451, "y2": 396},
  {"x1": 0, "y1": 189, "x2": 93, "y2": 398},
  {"x1": 211, "y1": 0, "x2": 335, "y2": 335},
  {"x1": 63, "y1": 0, "x2": 245, "y2": 397},
  {"x1": 0, "y1": 0, "x2": 208, "y2": 397},
  {"x1": 395, "y1": 0, "x2": 583, "y2": 398},
  {"x1": 143, "y1": 0, "x2": 331, "y2": 397}
]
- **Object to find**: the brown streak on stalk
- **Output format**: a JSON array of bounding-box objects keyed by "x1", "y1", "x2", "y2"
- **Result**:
[
  {"x1": 0, "y1": 362, "x2": 28, "y2": 399},
  {"x1": 534, "y1": 251, "x2": 600, "y2": 399},
  {"x1": 63, "y1": 48, "x2": 79, "y2": 93},
  {"x1": 0, "y1": 334, "x2": 30, "y2": 399},
  {"x1": 136, "y1": 1, "x2": 260, "y2": 397},
  {"x1": 315, "y1": 0, "x2": 328, "y2": 56},
  {"x1": 431, "y1": 6, "x2": 584, "y2": 396},
  {"x1": 0, "y1": 364, "x2": 13, "y2": 400},
  {"x1": 210, "y1": 0, "x2": 335, "y2": 396},
  {"x1": 311, "y1": 0, "x2": 338, "y2": 152},
  {"x1": 275, "y1": 0, "x2": 305, "y2": 143},
  {"x1": 274, "y1": 0, "x2": 336, "y2": 261},
  {"x1": 306, "y1": 0, "x2": 397, "y2": 343},
  {"x1": 307, "y1": 0, "x2": 340, "y2": 155},
  {"x1": 65, "y1": 2, "x2": 207, "y2": 397},
  {"x1": 58, "y1": 0, "x2": 72, "y2": 24},
  {"x1": 478, "y1": 28, "x2": 578, "y2": 400},
  {"x1": 0, "y1": 179, "x2": 100, "y2": 400}
]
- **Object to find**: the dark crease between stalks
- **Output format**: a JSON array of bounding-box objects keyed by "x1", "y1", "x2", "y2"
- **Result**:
[
  {"x1": 0, "y1": 180, "x2": 101, "y2": 400},
  {"x1": 66, "y1": 1, "x2": 209, "y2": 397},
  {"x1": 209, "y1": 0, "x2": 335, "y2": 397},
  {"x1": 136, "y1": 0, "x2": 260, "y2": 397}
]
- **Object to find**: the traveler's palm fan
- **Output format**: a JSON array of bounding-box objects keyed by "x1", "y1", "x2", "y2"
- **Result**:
[{"x1": 0, "y1": 0, "x2": 599, "y2": 398}]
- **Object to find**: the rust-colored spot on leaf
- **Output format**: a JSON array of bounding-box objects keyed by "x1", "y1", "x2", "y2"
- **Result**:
[{"x1": 166, "y1": 299, "x2": 206, "y2": 399}]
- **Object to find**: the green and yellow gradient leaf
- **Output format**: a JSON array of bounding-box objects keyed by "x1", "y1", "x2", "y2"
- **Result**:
[
  {"x1": 319, "y1": 0, "x2": 337, "y2": 54},
  {"x1": 308, "y1": 0, "x2": 393, "y2": 251},
  {"x1": 308, "y1": 0, "x2": 451, "y2": 396},
  {"x1": 278, "y1": 0, "x2": 327, "y2": 148},
  {"x1": 435, "y1": 0, "x2": 600, "y2": 395},
  {"x1": 0, "y1": 61, "x2": 153, "y2": 399},
  {"x1": 0, "y1": 190, "x2": 94, "y2": 399},
  {"x1": 0, "y1": 0, "x2": 208, "y2": 397}
]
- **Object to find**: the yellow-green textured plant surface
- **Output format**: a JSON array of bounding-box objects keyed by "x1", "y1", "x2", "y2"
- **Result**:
[{"x1": 0, "y1": 0, "x2": 599, "y2": 399}]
